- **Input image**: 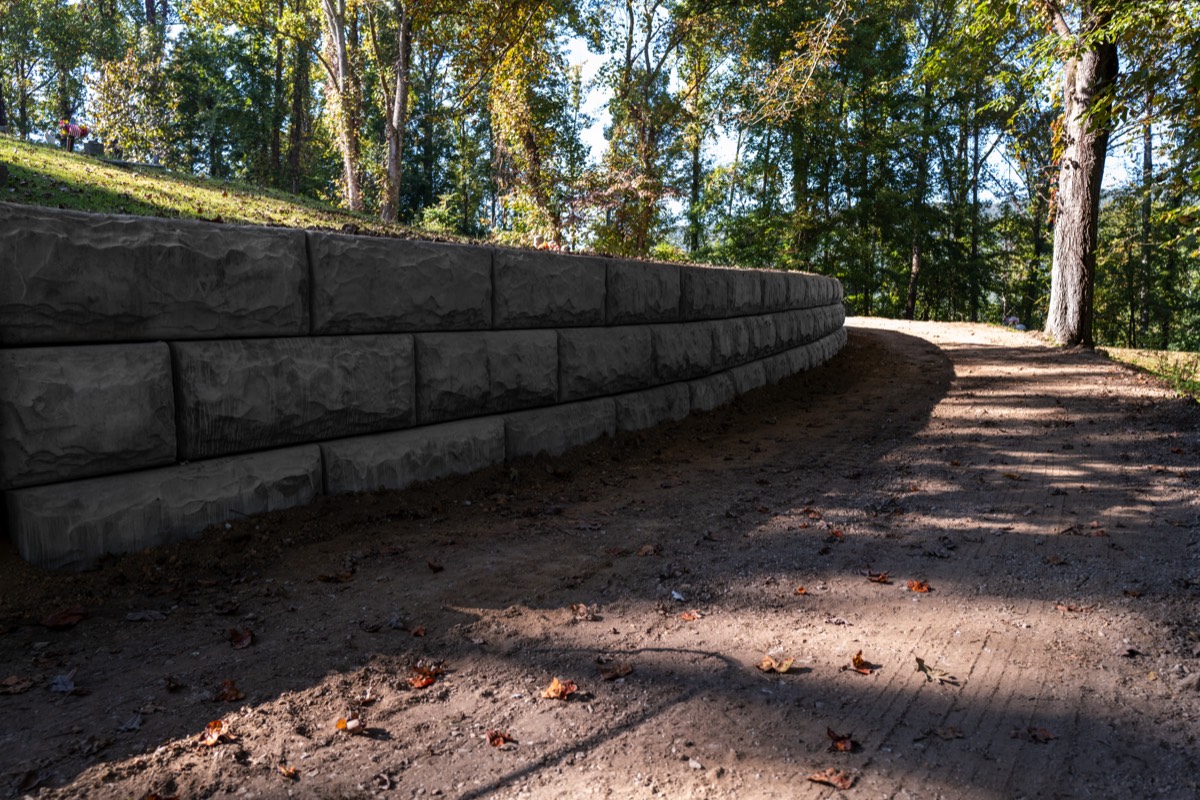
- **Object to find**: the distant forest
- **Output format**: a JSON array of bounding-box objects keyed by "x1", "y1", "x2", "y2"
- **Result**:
[{"x1": 2, "y1": 0, "x2": 1198, "y2": 348}]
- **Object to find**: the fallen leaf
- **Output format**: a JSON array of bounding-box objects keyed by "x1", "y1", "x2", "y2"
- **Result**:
[
  {"x1": 408, "y1": 663, "x2": 444, "y2": 689},
  {"x1": 197, "y1": 719, "x2": 237, "y2": 747},
  {"x1": 571, "y1": 603, "x2": 598, "y2": 622},
  {"x1": 867, "y1": 571, "x2": 891, "y2": 584},
  {"x1": 214, "y1": 679, "x2": 244, "y2": 702},
  {"x1": 1011, "y1": 726, "x2": 1056, "y2": 743},
  {"x1": 0, "y1": 675, "x2": 34, "y2": 695},
  {"x1": 317, "y1": 571, "x2": 354, "y2": 583},
  {"x1": 679, "y1": 610, "x2": 703, "y2": 621},
  {"x1": 757, "y1": 655, "x2": 795, "y2": 674},
  {"x1": 427, "y1": 560, "x2": 444, "y2": 573},
  {"x1": 411, "y1": 625, "x2": 427, "y2": 637},
  {"x1": 840, "y1": 650, "x2": 875, "y2": 675},
  {"x1": 635, "y1": 543, "x2": 661, "y2": 557},
  {"x1": 826, "y1": 728, "x2": 857, "y2": 752},
  {"x1": 228, "y1": 628, "x2": 254, "y2": 649},
  {"x1": 277, "y1": 763, "x2": 299, "y2": 780},
  {"x1": 598, "y1": 662, "x2": 632, "y2": 681},
  {"x1": 1054, "y1": 603, "x2": 1096, "y2": 614},
  {"x1": 949, "y1": 459, "x2": 962, "y2": 467},
  {"x1": 125, "y1": 610, "x2": 167, "y2": 622},
  {"x1": 915, "y1": 657, "x2": 959, "y2": 686},
  {"x1": 1003, "y1": 472, "x2": 1024, "y2": 481},
  {"x1": 541, "y1": 677, "x2": 578, "y2": 700},
  {"x1": 486, "y1": 729, "x2": 515, "y2": 747},
  {"x1": 807, "y1": 767, "x2": 854, "y2": 790},
  {"x1": 336, "y1": 711, "x2": 364, "y2": 734},
  {"x1": 794, "y1": 586, "x2": 808, "y2": 596},
  {"x1": 915, "y1": 726, "x2": 964, "y2": 741},
  {"x1": 1043, "y1": 554, "x2": 1067, "y2": 566},
  {"x1": 802, "y1": 506, "x2": 822, "y2": 520},
  {"x1": 41, "y1": 606, "x2": 87, "y2": 630},
  {"x1": 907, "y1": 580, "x2": 931, "y2": 593},
  {"x1": 1123, "y1": 589, "x2": 1143, "y2": 598}
]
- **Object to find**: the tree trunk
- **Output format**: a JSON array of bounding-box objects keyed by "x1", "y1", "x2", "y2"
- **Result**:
[
  {"x1": 286, "y1": 16, "x2": 311, "y2": 194},
  {"x1": 1138, "y1": 95, "x2": 1153, "y2": 344},
  {"x1": 905, "y1": 81, "x2": 932, "y2": 321},
  {"x1": 270, "y1": 0, "x2": 285, "y2": 185},
  {"x1": 1020, "y1": 188, "x2": 1048, "y2": 325},
  {"x1": 687, "y1": 137, "x2": 701, "y2": 253},
  {"x1": 321, "y1": 0, "x2": 362, "y2": 211},
  {"x1": 1045, "y1": 7, "x2": 1118, "y2": 346},
  {"x1": 381, "y1": 5, "x2": 412, "y2": 223}
]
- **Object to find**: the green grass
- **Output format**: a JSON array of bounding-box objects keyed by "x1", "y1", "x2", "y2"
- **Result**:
[
  {"x1": 1100, "y1": 346, "x2": 1200, "y2": 402},
  {"x1": 0, "y1": 136, "x2": 463, "y2": 242}
]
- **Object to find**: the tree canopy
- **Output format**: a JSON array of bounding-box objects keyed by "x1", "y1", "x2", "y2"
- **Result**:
[{"x1": 3, "y1": 0, "x2": 1198, "y2": 349}]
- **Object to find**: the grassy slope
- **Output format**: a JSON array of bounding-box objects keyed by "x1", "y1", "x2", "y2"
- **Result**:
[
  {"x1": 1100, "y1": 347, "x2": 1200, "y2": 401},
  {"x1": 0, "y1": 136, "x2": 461, "y2": 241}
]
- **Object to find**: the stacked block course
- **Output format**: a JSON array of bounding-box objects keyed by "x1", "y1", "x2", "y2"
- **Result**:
[{"x1": 0, "y1": 203, "x2": 846, "y2": 569}]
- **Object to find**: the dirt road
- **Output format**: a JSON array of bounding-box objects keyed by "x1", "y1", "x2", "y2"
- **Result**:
[{"x1": 1, "y1": 319, "x2": 1197, "y2": 799}]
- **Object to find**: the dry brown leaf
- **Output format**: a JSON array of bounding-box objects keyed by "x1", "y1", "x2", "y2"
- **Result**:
[
  {"x1": 1054, "y1": 603, "x2": 1096, "y2": 614},
  {"x1": 802, "y1": 506, "x2": 822, "y2": 520},
  {"x1": 336, "y1": 711, "x2": 364, "y2": 734},
  {"x1": 486, "y1": 729, "x2": 515, "y2": 747},
  {"x1": 635, "y1": 543, "x2": 661, "y2": 557},
  {"x1": 915, "y1": 656, "x2": 959, "y2": 686},
  {"x1": 277, "y1": 763, "x2": 299, "y2": 780},
  {"x1": 228, "y1": 627, "x2": 254, "y2": 649},
  {"x1": 907, "y1": 580, "x2": 931, "y2": 593},
  {"x1": 571, "y1": 603, "x2": 598, "y2": 622},
  {"x1": 214, "y1": 679, "x2": 244, "y2": 702},
  {"x1": 541, "y1": 677, "x2": 578, "y2": 700},
  {"x1": 411, "y1": 625, "x2": 427, "y2": 637},
  {"x1": 756, "y1": 655, "x2": 795, "y2": 674},
  {"x1": 1012, "y1": 726, "x2": 1056, "y2": 743},
  {"x1": 0, "y1": 675, "x2": 35, "y2": 695},
  {"x1": 840, "y1": 650, "x2": 874, "y2": 675},
  {"x1": 867, "y1": 571, "x2": 891, "y2": 584},
  {"x1": 679, "y1": 610, "x2": 702, "y2": 621},
  {"x1": 1123, "y1": 589, "x2": 1143, "y2": 598},
  {"x1": 794, "y1": 586, "x2": 808, "y2": 596},
  {"x1": 40, "y1": 606, "x2": 87, "y2": 630},
  {"x1": 598, "y1": 662, "x2": 632, "y2": 681},
  {"x1": 408, "y1": 663, "x2": 443, "y2": 689},
  {"x1": 826, "y1": 728, "x2": 857, "y2": 752},
  {"x1": 316, "y1": 571, "x2": 354, "y2": 583},
  {"x1": 807, "y1": 767, "x2": 854, "y2": 789},
  {"x1": 197, "y1": 719, "x2": 237, "y2": 747},
  {"x1": 1043, "y1": 554, "x2": 1067, "y2": 566},
  {"x1": 427, "y1": 560, "x2": 444, "y2": 573}
]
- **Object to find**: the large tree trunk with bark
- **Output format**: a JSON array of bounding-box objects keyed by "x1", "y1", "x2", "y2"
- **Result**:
[
  {"x1": 321, "y1": 0, "x2": 363, "y2": 211},
  {"x1": 1045, "y1": 6, "x2": 1118, "y2": 346}
]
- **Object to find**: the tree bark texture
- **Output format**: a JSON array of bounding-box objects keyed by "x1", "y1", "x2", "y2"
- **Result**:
[
  {"x1": 1045, "y1": 7, "x2": 1117, "y2": 346},
  {"x1": 381, "y1": 6, "x2": 412, "y2": 223}
]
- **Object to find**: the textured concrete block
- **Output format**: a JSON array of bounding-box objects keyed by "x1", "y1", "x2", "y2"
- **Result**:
[
  {"x1": 688, "y1": 373, "x2": 736, "y2": 412},
  {"x1": 614, "y1": 384, "x2": 690, "y2": 432},
  {"x1": 173, "y1": 336, "x2": 413, "y2": 459},
  {"x1": 787, "y1": 344, "x2": 814, "y2": 375},
  {"x1": 797, "y1": 307, "x2": 819, "y2": 343},
  {"x1": 761, "y1": 271, "x2": 791, "y2": 312},
  {"x1": 606, "y1": 259, "x2": 680, "y2": 324},
  {"x1": 651, "y1": 324, "x2": 713, "y2": 383},
  {"x1": 746, "y1": 315, "x2": 779, "y2": 359},
  {"x1": 493, "y1": 250, "x2": 605, "y2": 328},
  {"x1": 773, "y1": 310, "x2": 803, "y2": 350},
  {"x1": 762, "y1": 352, "x2": 793, "y2": 384},
  {"x1": 415, "y1": 331, "x2": 557, "y2": 424},
  {"x1": 0, "y1": 344, "x2": 176, "y2": 489},
  {"x1": 712, "y1": 318, "x2": 752, "y2": 369},
  {"x1": 729, "y1": 360, "x2": 767, "y2": 395},
  {"x1": 559, "y1": 327, "x2": 654, "y2": 401},
  {"x1": 679, "y1": 267, "x2": 729, "y2": 320},
  {"x1": 322, "y1": 418, "x2": 505, "y2": 494},
  {"x1": 504, "y1": 398, "x2": 615, "y2": 459},
  {"x1": 0, "y1": 203, "x2": 307, "y2": 345},
  {"x1": 309, "y1": 231, "x2": 491, "y2": 334},
  {"x1": 6, "y1": 445, "x2": 321, "y2": 570},
  {"x1": 786, "y1": 273, "x2": 811, "y2": 309}
]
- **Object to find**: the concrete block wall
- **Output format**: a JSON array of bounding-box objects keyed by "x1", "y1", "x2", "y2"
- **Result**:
[{"x1": 0, "y1": 202, "x2": 846, "y2": 569}]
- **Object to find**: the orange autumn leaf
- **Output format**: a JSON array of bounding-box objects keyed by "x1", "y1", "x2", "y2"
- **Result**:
[
  {"x1": 336, "y1": 711, "x2": 364, "y2": 734},
  {"x1": 826, "y1": 728, "x2": 856, "y2": 752},
  {"x1": 807, "y1": 767, "x2": 854, "y2": 790},
  {"x1": 867, "y1": 571, "x2": 891, "y2": 584},
  {"x1": 679, "y1": 610, "x2": 702, "y2": 621},
  {"x1": 907, "y1": 580, "x2": 931, "y2": 593},
  {"x1": 541, "y1": 677, "x2": 578, "y2": 700},
  {"x1": 407, "y1": 662, "x2": 444, "y2": 689},
  {"x1": 411, "y1": 626, "x2": 427, "y2": 637},
  {"x1": 840, "y1": 650, "x2": 874, "y2": 675},
  {"x1": 197, "y1": 719, "x2": 237, "y2": 747},
  {"x1": 486, "y1": 729, "x2": 514, "y2": 747},
  {"x1": 756, "y1": 655, "x2": 795, "y2": 674},
  {"x1": 794, "y1": 586, "x2": 808, "y2": 596},
  {"x1": 214, "y1": 679, "x2": 244, "y2": 702},
  {"x1": 277, "y1": 763, "x2": 299, "y2": 780}
]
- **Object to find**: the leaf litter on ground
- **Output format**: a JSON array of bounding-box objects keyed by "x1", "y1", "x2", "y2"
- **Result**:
[
  {"x1": 757, "y1": 655, "x2": 795, "y2": 674},
  {"x1": 915, "y1": 656, "x2": 960, "y2": 686},
  {"x1": 807, "y1": 767, "x2": 855, "y2": 790},
  {"x1": 541, "y1": 677, "x2": 578, "y2": 700}
]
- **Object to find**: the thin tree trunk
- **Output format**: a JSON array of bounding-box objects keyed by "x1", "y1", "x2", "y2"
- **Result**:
[
  {"x1": 381, "y1": 5, "x2": 412, "y2": 223},
  {"x1": 321, "y1": 0, "x2": 362, "y2": 211},
  {"x1": 905, "y1": 82, "x2": 932, "y2": 321},
  {"x1": 270, "y1": 0, "x2": 285, "y2": 184},
  {"x1": 286, "y1": 17, "x2": 311, "y2": 194},
  {"x1": 687, "y1": 137, "x2": 701, "y2": 253},
  {"x1": 1045, "y1": 4, "x2": 1118, "y2": 346},
  {"x1": 1138, "y1": 94, "x2": 1153, "y2": 344},
  {"x1": 969, "y1": 118, "x2": 981, "y2": 322}
]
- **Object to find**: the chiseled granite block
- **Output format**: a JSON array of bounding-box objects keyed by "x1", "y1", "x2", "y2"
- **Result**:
[
  {"x1": 0, "y1": 203, "x2": 307, "y2": 345},
  {"x1": 504, "y1": 398, "x2": 615, "y2": 459},
  {"x1": 607, "y1": 259, "x2": 680, "y2": 324},
  {"x1": 746, "y1": 315, "x2": 778, "y2": 359},
  {"x1": 761, "y1": 271, "x2": 791, "y2": 312},
  {"x1": 688, "y1": 372, "x2": 736, "y2": 413},
  {"x1": 322, "y1": 418, "x2": 505, "y2": 494},
  {"x1": 614, "y1": 384, "x2": 690, "y2": 432},
  {"x1": 679, "y1": 267, "x2": 730, "y2": 320},
  {"x1": 5, "y1": 445, "x2": 322, "y2": 570},
  {"x1": 415, "y1": 331, "x2": 557, "y2": 424},
  {"x1": 712, "y1": 318, "x2": 752, "y2": 369},
  {"x1": 729, "y1": 360, "x2": 767, "y2": 395},
  {"x1": 559, "y1": 327, "x2": 654, "y2": 402},
  {"x1": 173, "y1": 335, "x2": 414, "y2": 459},
  {"x1": 651, "y1": 323, "x2": 713, "y2": 383},
  {"x1": 309, "y1": 231, "x2": 491, "y2": 334},
  {"x1": 0, "y1": 343, "x2": 176, "y2": 489},
  {"x1": 493, "y1": 250, "x2": 605, "y2": 328}
]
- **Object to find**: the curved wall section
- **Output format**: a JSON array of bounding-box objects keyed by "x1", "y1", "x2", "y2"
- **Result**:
[{"x1": 0, "y1": 202, "x2": 847, "y2": 569}]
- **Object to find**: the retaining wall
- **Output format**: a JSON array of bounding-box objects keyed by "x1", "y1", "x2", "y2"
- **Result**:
[{"x1": 0, "y1": 202, "x2": 846, "y2": 569}]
